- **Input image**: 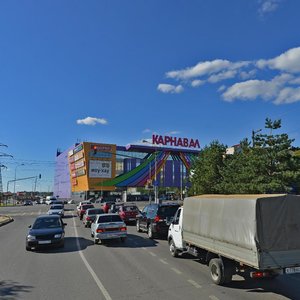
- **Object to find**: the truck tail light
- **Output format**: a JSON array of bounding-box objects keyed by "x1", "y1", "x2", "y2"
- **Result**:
[{"x1": 250, "y1": 271, "x2": 271, "y2": 278}]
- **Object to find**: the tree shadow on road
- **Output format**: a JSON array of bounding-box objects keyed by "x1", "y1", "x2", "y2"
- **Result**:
[{"x1": 0, "y1": 280, "x2": 33, "y2": 299}]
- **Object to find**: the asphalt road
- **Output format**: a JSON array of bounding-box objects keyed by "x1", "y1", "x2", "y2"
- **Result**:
[{"x1": 1, "y1": 204, "x2": 300, "y2": 300}]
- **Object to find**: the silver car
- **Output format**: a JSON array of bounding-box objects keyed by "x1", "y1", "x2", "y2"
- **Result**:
[{"x1": 91, "y1": 213, "x2": 127, "y2": 244}]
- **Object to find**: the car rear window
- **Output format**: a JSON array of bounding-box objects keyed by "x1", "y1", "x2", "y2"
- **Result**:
[
  {"x1": 88, "y1": 209, "x2": 104, "y2": 215},
  {"x1": 123, "y1": 206, "x2": 138, "y2": 212},
  {"x1": 98, "y1": 215, "x2": 122, "y2": 223},
  {"x1": 82, "y1": 204, "x2": 94, "y2": 209},
  {"x1": 157, "y1": 205, "x2": 180, "y2": 217}
]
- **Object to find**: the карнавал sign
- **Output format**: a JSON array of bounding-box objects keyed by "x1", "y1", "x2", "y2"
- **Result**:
[{"x1": 152, "y1": 134, "x2": 200, "y2": 149}]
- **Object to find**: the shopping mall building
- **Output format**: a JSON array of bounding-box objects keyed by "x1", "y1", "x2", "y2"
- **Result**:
[{"x1": 53, "y1": 135, "x2": 200, "y2": 200}]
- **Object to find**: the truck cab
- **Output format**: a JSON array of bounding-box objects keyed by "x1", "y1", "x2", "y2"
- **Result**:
[{"x1": 168, "y1": 207, "x2": 185, "y2": 256}]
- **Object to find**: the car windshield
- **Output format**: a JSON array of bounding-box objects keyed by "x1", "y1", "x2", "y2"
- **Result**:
[
  {"x1": 98, "y1": 215, "x2": 122, "y2": 223},
  {"x1": 50, "y1": 205, "x2": 63, "y2": 210},
  {"x1": 157, "y1": 205, "x2": 180, "y2": 217},
  {"x1": 88, "y1": 209, "x2": 103, "y2": 215},
  {"x1": 32, "y1": 217, "x2": 62, "y2": 229}
]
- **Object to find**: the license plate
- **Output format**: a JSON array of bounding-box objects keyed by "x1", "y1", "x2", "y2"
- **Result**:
[
  {"x1": 129, "y1": 218, "x2": 135, "y2": 221},
  {"x1": 38, "y1": 240, "x2": 51, "y2": 244},
  {"x1": 285, "y1": 267, "x2": 300, "y2": 274}
]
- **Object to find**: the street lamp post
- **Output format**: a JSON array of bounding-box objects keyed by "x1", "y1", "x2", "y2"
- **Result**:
[
  {"x1": 14, "y1": 164, "x2": 25, "y2": 196},
  {"x1": 142, "y1": 140, "x2": 158, "y2": 204}
]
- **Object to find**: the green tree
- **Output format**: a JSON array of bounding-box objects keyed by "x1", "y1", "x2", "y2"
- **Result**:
[
  {"x1": 217, "y1": 118, "x2": 300, "y2": 194},
  {"x1": 190, "y1": 140, "x2": 226, "y2": 195}
]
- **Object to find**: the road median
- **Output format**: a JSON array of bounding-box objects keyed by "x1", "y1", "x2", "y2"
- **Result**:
[{"x1": 0, "y1": 215, "x2": 14, "y2": 227}]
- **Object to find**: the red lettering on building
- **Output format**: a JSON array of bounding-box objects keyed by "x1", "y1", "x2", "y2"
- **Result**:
[{"x1": 152, "y1": 134, "x2": 200, "y2": 149}]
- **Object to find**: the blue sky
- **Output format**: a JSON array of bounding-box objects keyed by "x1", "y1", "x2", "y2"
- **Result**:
[{"x1": 1, "y1": 0, "x2": 300, "y2": 192}]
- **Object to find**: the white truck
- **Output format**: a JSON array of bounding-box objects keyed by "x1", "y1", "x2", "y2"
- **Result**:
[{"x1": 168, "y1": 194, "x2": 300, "y2": 285}]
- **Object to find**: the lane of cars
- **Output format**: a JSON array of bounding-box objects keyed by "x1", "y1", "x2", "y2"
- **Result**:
[{"x1": 25, "y1": 197, "x2": 181, "y2": 251}]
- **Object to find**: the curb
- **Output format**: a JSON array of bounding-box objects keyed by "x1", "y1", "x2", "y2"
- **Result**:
[{"x1": 0, "y1": 216, "x2": 14, "y2": 227}]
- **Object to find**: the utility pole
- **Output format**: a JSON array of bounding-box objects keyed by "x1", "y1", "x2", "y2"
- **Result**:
[
  {"x1": 0, "y1": 144, "x2": 13, "y2": 193},
  {"x1": 252, "y1": 129, "x2": 262, "y2": 147}
]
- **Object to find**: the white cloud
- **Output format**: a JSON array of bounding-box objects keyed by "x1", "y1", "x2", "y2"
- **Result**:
[
  {"x1": 208, "y1": 70, "x2": 237, "y2": 83},
  {"x1": 258, "y1": 0, "x2": 281, "y2": 15},
  {"x1": 222, "y1": 74, "x2": 292, "y2": 102},
  {"x1": 76, "y1": 117, "x2": 108, "y2": 126},
  {"x1": 166, "y1": 59, "x2": 232, "y2": 80},
  {"x1": 157, "y1": 83, "x2": 184, "y2": 94},
  {"x1": 191, "y1": 79, "x2": 205, "y2": 87},
  {"x1": 240, "y1": 69, "x2": 257, "y2": 80},
  {"x1": 167, "y1": 131, "x2": 181, "y2": 135},
  {"x1": 257, "y1": 47, "x2": 300, "y2": 73},
  {"x1": 274, "y1": 87, "x2": 300, "y2": 104},
  {"x1": 143, "y1": 129, "x2": 151, "y2": 133},
  {"x1": 218, "y1": 85, "x2": 227, "y2": 92}
]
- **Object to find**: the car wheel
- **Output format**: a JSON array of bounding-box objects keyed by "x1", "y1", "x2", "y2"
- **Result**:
[
  {"x1": 59, "y1": 241, "x2": 65, "y2": 248},
  {"x1": 148, "y1": 225, "x2": 154, "y2": 239},
  {"x1": 136, "y1": 220, "x2": 141, "y2": 232},
  {"x1": 94, "y1": 237, "x2": 99, "y2": 244},
  {"x1": 169, "y1": 239, "x2": 179, "y2": 257},
  {"x1": 26, "y1": 245, "x2": 31, "y2": 251}
]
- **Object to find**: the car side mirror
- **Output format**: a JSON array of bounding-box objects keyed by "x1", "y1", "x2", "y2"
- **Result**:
[{"x1": 28, "y1": 225, "x2": 32, "y2": 228}]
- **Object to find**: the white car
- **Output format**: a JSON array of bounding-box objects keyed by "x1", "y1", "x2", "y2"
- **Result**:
[
  {"x1": 45, "y1": 196, "x2": 57, "y2": 205},
  {"x1": 48, "y1": 204, "x2": 64, "y2": 218},
  {"x1": 91, "y1": 213, "x2": 127, "y2": 244}
]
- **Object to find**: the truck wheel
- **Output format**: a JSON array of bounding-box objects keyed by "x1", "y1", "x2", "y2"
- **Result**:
[
  {"x1": 209, "y1": 258, "x2": 225, "y2": 285},
  {"x1": 169, "y1": 239, "x2": 179, "y2": 258},
  {"x1": 136, "y1": 220, "x2": 141, "y2": 232}
]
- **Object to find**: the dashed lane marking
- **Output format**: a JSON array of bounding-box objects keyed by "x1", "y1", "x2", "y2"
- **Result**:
[
  {"x1": 72, "y1": 217, "x2": 112, "y2": 300},
  {"x1": 209, "y1": 296, "x2": 220, "y2": 300},
  {"x1": 171, "y1": 267, "x2": 182, "y2": 275},
  {"x1": 159, "y1": 259, "x2": 169, "y2": 265},
  {"x1": 142, "y1": 247, "x2": 147, "y2": 250},
  {"x1": 149, "y1": 251, "x2": 157, "y2": 257},
  {"x1": 187, "y1": 279, "x2": 202, "y2": 289}
]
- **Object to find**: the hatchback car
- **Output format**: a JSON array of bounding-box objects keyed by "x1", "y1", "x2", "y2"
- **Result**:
[
  {"x1": 83, "y1": 208, "x2": 104, "y2": 227},
  {"x1": 91, "y1": 214, "x2": 127, "y2": 244},
  {"x1": 48, "y1": 204, "x2": 64, "y2": 218},
  {"x1": 119, "y1": 204, "x2": 139, "y2": 224},
  {"x1": 78, "y1": 204, "x2": 95, "y2": 220},
  {"x1": 26, "y1": 215, "x2": 66, "y2": 251},
  {"x1": 136, "y1": 203, "x2": 180, "y2": 239}
]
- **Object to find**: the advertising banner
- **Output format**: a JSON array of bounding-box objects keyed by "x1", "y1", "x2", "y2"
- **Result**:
[
  {"x1": 75, "y1": 159, "x2": 85, "y2": 169},
  {"x1": 89, "y1": 160, "x2": 112, "y2": 178},
  {"x1": 74, "y1": 151, "x2": 84, "y2": 162}
]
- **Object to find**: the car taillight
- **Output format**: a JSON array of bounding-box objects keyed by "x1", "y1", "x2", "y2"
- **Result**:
[
  {"x1": 154, "y1": 216, "x2": 163, "y2": 223},
  {"x1": 120, "y1": 226, "x2": 127, "y2": 231},
  {"x1": 96, "y1": 228, "x2": 104, "y2": 233}
]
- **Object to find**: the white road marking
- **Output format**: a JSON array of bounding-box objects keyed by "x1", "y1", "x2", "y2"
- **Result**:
[
  {"x1": 187, "y1": 279, "x2": 202, "y2": 289},
  {"x1": 142, "y1": 247, "x2": 147, "y2": 250},
  {"x1": 73, "y1": 217, "x2": 112, "y2": 300},
  {"x1": 209, "y1": 296, "x2": 220, "y2": 300},
  {"x1": 171, "y1": 267, "x2": 182, "y2": 275},
  {"x1": 159, "y1": 259, "x2": 169, "y2": 265},
  {"x1": 22, "y1": 213, "x2": 26, "y2": 216},
  {"x1": 149, "y1": 251, "x2": 157, "y2": 257},
  {"x1": 30, "y1": 212, "x2": 34, "y2": 215}
]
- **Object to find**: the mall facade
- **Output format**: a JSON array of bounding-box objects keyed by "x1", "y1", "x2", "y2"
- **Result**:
[{"x1": 53, "y1": 135, "x2": 200, "y2": 200}]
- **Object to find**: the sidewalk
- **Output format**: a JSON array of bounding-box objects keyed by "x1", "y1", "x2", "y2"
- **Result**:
[{"x1": 0, "y1": 215, "x2": 14, "y2": 227}]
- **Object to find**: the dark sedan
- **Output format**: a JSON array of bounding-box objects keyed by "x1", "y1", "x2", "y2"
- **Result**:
[{"x1": 26, "y1": 215, "x2": 66, "y2": 251}]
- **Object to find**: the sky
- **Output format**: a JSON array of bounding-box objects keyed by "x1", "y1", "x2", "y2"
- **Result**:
[{"x1": 1, "y1": 0, "x2": 300, "y2": 192}]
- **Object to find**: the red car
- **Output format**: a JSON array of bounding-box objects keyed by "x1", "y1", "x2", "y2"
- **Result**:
[
  {"x1": 78, "y1": 204, "x2": 95, "y2": 220},
  {"x1": 118, "y1": 204, "x2": 139, "y2": 224}
]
